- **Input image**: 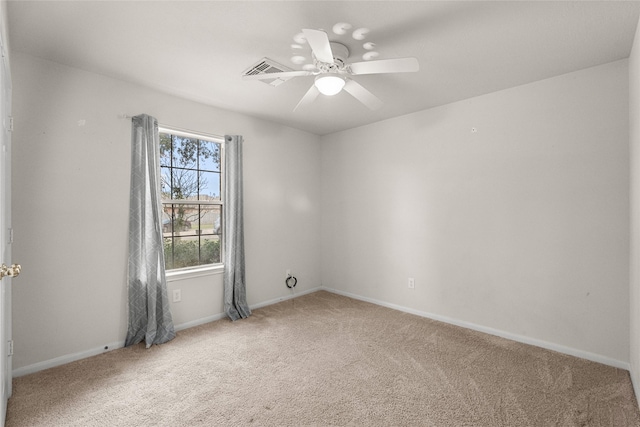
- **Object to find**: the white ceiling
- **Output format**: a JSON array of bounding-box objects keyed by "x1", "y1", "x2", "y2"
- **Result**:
[{"x1": 7, "y1": 1, "x2": 640, "y2": 136}]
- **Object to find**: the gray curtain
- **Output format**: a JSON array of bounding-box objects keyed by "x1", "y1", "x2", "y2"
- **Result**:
[
  {"x1": 125, "y1": 114, "x2": 176, "y2": 348},
  {"x1": 223, "y1": 135, "x2": 251, "y2": 320}
]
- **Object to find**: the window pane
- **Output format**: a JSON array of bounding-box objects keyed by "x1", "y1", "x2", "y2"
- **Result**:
[
  {"x1": 173, "y1": 204, "x2": 198, "y2": 235},
  {"x1": 198, "y1": 205, "x2": 221, "y2": 235},
  {"x1": 172, "y1": 169, "x2": 198, "y2": 200},
  {"x1": 201, "y1": 237, "x2": 221, "y2": 264},
  {"x1": 164, "y1": 237, "x2": 174, "y2": 270},
  {"x1": 162, "y1": 205, "x2": 174, "y2": 236},
  {"x1": 199, "y1": 171, "x2": 221, "y2": 200},
  {"x1": 160, "y1": 167, "x2": 171, "y2": 199},
  {"x1": 172, "y1": 136, "x2": 198, "y2": 169},
  {"x1": 162, "y1": 204, "x2": 195, "y2": 235},
  {"x1": 170, "y1": 236, "x2": 200, "y2": 269},
  {"x1": 199, "y1": 140, "x2": 220, "y2": 172},
  {"x1": 160, "y1": 133, "x2": 172, "y2": 167}
]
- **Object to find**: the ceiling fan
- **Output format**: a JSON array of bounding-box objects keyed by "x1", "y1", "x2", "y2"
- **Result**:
[{"x1": 243, "y1": 28, "x2": 419, "y2": 111}]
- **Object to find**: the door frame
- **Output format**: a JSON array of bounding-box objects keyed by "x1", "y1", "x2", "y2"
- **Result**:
[{"x1": 0, "y1": 4, "x2": 13, "y2": 423}]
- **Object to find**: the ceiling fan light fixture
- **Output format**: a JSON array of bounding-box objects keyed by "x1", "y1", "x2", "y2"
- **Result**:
[{"x1": 314, "y1": 74, "x2": 345, "y2": 96}]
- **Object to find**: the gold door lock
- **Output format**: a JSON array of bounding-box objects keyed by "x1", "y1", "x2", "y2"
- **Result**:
[{"x1": 0, "y1": 264, "x2": 21, "y2": 280}]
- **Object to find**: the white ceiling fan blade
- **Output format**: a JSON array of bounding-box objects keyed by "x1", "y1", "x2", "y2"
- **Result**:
[
  {"x1": 294, "y1": 85, "x2": 320, "y2": 111},
  {"x1": 302, "y1": 29, "x2": 334, "y2": 64},
  {"x1": 349, "y1": 57, "x2": 419, "y2": 75},
  {"x1": 343, "y1": 80, "x2": 383, "y2": 110},
  {"x1": 243, "y1": 70, "x2": 313, "y2": 81}
]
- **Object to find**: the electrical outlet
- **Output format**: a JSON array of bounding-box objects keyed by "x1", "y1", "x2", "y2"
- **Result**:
[
  {"x1": 408, "y1": 278, "x2": 415, "y2": 289},
  {"x1": 172, "y1": 289, "x2": 182, "y2": 303}
]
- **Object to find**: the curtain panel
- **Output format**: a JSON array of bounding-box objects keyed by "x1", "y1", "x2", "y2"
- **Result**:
[
  {"x1": 223, "y1": 135, "x2": 251, "y2": 320},
  {"x1": 125, "y1": 114, "x2": 176, "y2": 348}
]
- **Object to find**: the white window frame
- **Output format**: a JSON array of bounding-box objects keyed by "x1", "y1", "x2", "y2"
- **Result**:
[{"x1": 159, "y1": 126, "x2": 225, "y2": 278}]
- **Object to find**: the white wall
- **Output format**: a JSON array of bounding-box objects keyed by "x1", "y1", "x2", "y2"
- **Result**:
[
  {"x1": 10, "y1": 52, "x2": 321, "y2": 372},
  {"x1": 321, "y1": 60, "x2": 630, "y2": 365},
  {"x1": 8, "y1": 49, "x2": 633, "y2": 374},
  {"x1": 629, "y1": 14, "x2": 640, "y2": 403}
]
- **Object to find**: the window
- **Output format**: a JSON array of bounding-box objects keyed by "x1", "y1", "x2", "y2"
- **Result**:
[{"x1": 159, "y1": 128, "x2": 223, "y2": 271}]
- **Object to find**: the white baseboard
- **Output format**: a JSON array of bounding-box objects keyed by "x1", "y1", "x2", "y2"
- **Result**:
[
  {"x1": 249, "y1": 286, "x2": 322, "y2": 310},
  {"x1": 12, "y1": 340, "x2": 125, "y2": 378},
  {"x1": 13, "y1": 286, "x2": 323, "y2": 377},
  {"x1": 174, "y1": 313, "x2": 227, "y2": 331},
  {"x1": 630, "y1": 364, "x2": 640, "y2": 409},
  {"x1": 321, "y1": 286, "x2": 631, "y2": 371}
]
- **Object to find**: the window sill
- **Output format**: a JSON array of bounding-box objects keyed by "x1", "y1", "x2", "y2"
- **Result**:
[{"x1": 166, "y1": 264, "x2": 224, "y2": 282}]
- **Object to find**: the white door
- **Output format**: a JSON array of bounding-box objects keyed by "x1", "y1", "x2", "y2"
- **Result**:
[{"x1": 0, "y1": 28, "x2": 12, "y2": 425}]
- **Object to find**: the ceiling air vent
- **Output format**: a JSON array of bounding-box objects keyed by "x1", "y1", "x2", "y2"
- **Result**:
[{"x1": 242, "y1": 58, "x2": 294, "y2": 87}]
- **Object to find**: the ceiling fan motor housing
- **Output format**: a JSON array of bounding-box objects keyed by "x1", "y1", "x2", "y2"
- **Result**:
[{"x1": 329, "y1": 42, "x2": 349, "y2": 66}]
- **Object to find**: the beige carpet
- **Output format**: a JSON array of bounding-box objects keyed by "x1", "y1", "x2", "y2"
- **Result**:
[{"x1": 6, "y1": 291, "x2": 640, "y2": 426}]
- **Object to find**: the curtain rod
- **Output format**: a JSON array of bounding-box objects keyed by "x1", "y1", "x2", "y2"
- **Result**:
[{"x1": 118, "y1": 114, "x2": 224, "y2": 141}]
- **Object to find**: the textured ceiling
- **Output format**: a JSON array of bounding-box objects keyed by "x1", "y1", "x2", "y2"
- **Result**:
[{"x1": 7, "y1": 1, "x2": 640, "y2": 135}]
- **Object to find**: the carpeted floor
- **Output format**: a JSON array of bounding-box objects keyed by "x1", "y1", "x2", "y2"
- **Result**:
[{"x1": 6, "y1": 291, "x2": 640, "y2": 426}]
